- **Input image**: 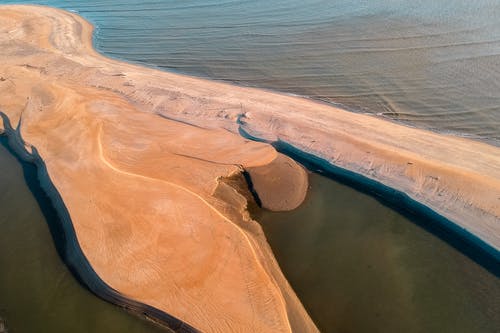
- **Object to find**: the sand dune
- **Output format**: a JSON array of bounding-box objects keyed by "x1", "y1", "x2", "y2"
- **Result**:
[
  {"x1": 0, "y1": 4, "x2": 499, "y2": 333},
  {"x1": 0, "y1": 5, "x2": 316, "y2": 333}
]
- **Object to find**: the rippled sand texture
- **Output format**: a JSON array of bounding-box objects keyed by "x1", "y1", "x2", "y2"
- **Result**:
[
  {"x1": 0, "y1": 5, "x2": 315, "y2": 333},
  {"x1": 0, "y1": 139, "x2": 173, "y2": 333},
  {"x1": 0, "y1": 4, "x2": 499, "y2": 332},
  {"x1": 4, "y1": 0, "x2": 499, "y2": 144}
]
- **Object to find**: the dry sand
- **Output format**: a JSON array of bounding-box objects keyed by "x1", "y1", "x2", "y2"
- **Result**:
[
  {"x1": 0, "y1": 5, "x2": 316, "y2": 333},
  {"x1": 0, "y1": 4, "x2": 499, "y2": 332}
]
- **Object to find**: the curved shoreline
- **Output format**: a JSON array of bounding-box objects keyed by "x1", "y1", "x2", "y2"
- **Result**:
[
  {"x1": 0, "y1": 5, "x2": 318, "y2": 332},
  {"x1": 274, "y1": 140, "x2": 500, "y2": 268},
  {"x1": 70, "y1": 2, "x2": 500, "y2": 253},
  {"x1": 240, "y1": 125, "x2": 500, "y2": 265},
  {"x1": 12, "y1": 4, "x2": 500, "y2": 252},
  {"x1": 0, "y1": 119, "x2": 199, "y2": 333},
  {"x1": 0, "y1": 4, "x2": 498, "y2": 332}
]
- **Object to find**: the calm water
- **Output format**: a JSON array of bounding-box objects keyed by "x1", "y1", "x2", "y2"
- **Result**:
[
  {"x1": 4, "y1": 0, "x2": 500, "y2": 145},
  {"x1": 255, "y1": 172, "x2": 500, "y2": 333},
  {"x1": 0, "y1": 138, "x2": 171, "y2": 333},
  {"x1": 1, "y1": 1, "x2": 500, "y2": 332}
]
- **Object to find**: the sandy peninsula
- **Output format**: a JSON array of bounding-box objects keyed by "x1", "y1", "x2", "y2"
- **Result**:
[{"x1": 0, "y1": 4, "x2": 498, "y2": 333}]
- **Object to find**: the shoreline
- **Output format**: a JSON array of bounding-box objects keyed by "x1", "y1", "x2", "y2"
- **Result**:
[
  {"x1": 240, "y1": 121, "x2": 500, "y2": 264},
  {"x1": 86, "y1": 6, "x2": 496, "y2": 149},
  {"x1": 0, "y1": 5, "x2": 317, "y2": 332},
  {"x1": 68, "y1": 3, "x2": 500, "y2": 252},
  {"x1": 272, "y1": 140, "x2": 500, "y2": 268},
  {"x1": 0, "y1": 132, "x2": 194, "y2": 333},
  {"x1": 41, "y1": 3, "x2": 497, "y2": 147},
  {"x1": 0, "y1": 4, "x2": 498, "y2": 332}
]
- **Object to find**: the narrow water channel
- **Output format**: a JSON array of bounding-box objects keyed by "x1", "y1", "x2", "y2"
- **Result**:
[
  {"x1": 255, "y1": 172, "x2": 500, "y2": 333},
  {"x1": 0, "y1": 137, "x2": 171, "y2": 333}
]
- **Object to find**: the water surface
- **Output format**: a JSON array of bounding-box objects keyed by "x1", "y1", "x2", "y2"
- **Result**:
[
  {"x1": 0, "y1": 138, "x2": 171, "y2": 333},
  {"x1": 0, "y1": 1, "x2": 499, "y2": 332},
  {"x1": 4, "y1": 0, "x2": 500, "y2": 144},
  {"x1": 255, "y1": 172, "x2": 500, "y2": 333}
]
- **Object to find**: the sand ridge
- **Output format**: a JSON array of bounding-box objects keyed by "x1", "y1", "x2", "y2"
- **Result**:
[
  {"x1": 53, "y1": 1, "x2": 500, "y2": 252},
  {"x1": 0, "y1": 5, "x2": 316, "y2": 333},
  {"x1": 0, "y1": 4, "x2": 499, "y2": 332}
]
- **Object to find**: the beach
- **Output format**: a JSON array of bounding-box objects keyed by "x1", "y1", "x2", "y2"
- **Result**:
[{"x1": 0, "y1": 4, "x2": 498, "y2": 333}]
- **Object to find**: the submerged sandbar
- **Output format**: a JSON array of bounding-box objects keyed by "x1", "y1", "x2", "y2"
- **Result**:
[{"x1": 0, "y1": 4, "x2": 498, "y2": 332}]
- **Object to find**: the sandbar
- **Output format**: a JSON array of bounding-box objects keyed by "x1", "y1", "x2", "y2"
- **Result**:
[{"x1": 0, "y1": 4, "x2": 499, "y2": 333}]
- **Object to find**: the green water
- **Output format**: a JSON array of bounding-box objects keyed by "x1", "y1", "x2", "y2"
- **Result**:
[
  {"x1": 255, "y1": 172, "x2": 500, "y2": 333},
  {"x1": 0, "y1": 139, "x2": 171, "y2": 333}
]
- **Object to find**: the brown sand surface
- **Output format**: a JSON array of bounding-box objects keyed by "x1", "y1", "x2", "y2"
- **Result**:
[
  {"x1": 247, "y1": 154, "x2": 308, "y2": 211},
  {"x1": 0, "y1": 5, "x2": 316, "y2": 333},
  {"x1": 0, "y1": 4, "x2": 499, "y2": 332}
]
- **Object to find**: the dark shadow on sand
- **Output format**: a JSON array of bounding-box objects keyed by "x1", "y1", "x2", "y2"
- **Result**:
[
  {"x1": 0, "y1": 114, "x2": 200, "y2": 333},
  {"x1": 238, "y1": 125, "x2": 499, "y2": 277}
]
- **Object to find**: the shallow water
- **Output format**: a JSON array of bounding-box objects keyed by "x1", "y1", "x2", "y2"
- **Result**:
[
  {"x1": 255, "y1": 172, "x2": 500, "y2": 333},
  {"x1": 0, "y1": 138, "x2": 171, "y2": 333},
  {"x1": 0, "y1": 1, "x2": 499, "y2": 332},
  {"x1": 3, "y1": 0, "x2": 500, "y2": 144}
]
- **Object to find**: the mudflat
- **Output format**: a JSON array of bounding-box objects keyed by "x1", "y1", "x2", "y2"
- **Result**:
[{"x1": 0, "y1": 4, "x2": 498, "y2": 333}]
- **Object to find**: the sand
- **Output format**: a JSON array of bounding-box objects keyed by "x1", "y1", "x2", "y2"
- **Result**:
[
  {"x1": 0, "y1": 4, "x2": 498, "y2": 332},
  {"x1": 0, "y1": 5, "x2": 316, "y2": 333}
]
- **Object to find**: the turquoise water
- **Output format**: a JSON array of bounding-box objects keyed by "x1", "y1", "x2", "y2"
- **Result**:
[{"x1": 3, "y1": 0, "x2": 500, "y2": 145}]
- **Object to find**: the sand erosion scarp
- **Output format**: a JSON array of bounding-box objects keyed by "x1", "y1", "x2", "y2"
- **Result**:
[{"x1": 0, "y1": 4, "x2": 499, "y2": 333}]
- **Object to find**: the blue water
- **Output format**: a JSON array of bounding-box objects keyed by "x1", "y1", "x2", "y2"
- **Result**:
[{"x1": 3, "y1": 0, "x2": 500, "y2": 145}]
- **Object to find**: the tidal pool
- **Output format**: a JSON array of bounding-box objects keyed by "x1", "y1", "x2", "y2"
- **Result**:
[
  {"x1": 255, "y1": 172, "x2": 500, "y2": 333},
  {"x1": 0, "y1": 137, "x2": 171, "y2": 333}
]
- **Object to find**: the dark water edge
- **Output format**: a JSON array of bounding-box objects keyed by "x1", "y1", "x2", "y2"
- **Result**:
[
  {"x1": 252, "y1": 146, "x2": 500, "y2": 332},
  {"x1": 0, "y1": 2, "x2": 498, "y2": 331},
  {"x1": 0, "y1": 129, "x2": 197, "y2": 333},
  {"x1": 238, "y1": 122, "x2": 499, "y2": 268},
  {"x1": 274, "y1": 140, "x2": 500, "y2": 269},
  {"x1": 0, "y1": 114, "x2": 498, "y2": 333}
]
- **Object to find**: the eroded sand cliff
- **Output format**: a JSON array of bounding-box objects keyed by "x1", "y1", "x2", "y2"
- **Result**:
[
  {"x1": 0, "y1": 5, "x2": 314, "y2": 333},
  {"x1": 0, "y1": 4, "x2": 499, "y2": 333}
]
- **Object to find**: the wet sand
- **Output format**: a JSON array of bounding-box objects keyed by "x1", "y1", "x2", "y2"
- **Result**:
[{"x1": 0, "y1": 4, "x2": 498, "y2": 332}]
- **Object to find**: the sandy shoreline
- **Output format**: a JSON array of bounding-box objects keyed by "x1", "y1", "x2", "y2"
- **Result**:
[
  {"x1": 0, "y1": 5, "x2": 316, "y2": 333},
  {"x1": 0, "y1": 4, "x2": 499, "y2": 332},
  {"x1": 62, "y1": 3, "x2": 500, "y2": 252}
]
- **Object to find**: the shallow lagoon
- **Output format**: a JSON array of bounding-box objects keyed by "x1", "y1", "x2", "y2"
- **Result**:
[
  {"x1": 0, "y1": 138, "x2": 171, "y2": 333},
  {"x1": 2, "y1": 133, "x2": 497, "y2": 332},
  {"x1": 255, "y1": 172, "x2": 500, "y2": 332},
  {"x1": 0, "y1": 1, "x2": 499, "y2": 332}
]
